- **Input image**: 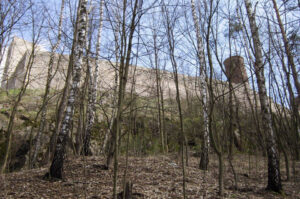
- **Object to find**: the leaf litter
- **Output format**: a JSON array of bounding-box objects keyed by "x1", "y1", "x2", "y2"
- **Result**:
[{"x1": 0, "y1": 154, "x2": 299, "y2": 198}]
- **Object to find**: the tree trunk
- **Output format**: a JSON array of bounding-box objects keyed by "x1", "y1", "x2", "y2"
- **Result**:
[
  {"x1": 191, "y1": 0, "x2": 209, "y2": 170},
  {"x1": 83, "y1": 0, "x2": 104, "y2": 156},
  {"x1": 163, "y1": 3, "x2": 186, "y2": 196},
  {"x1": 271, "y1": 0, "x2": 300, "y2": 161},
  {"x1": 1, "y1": 45, "x2": 36, "y2": 173},
  {"x1": 160, "y1": 84, "x2": 168, "y2": 153},
  {"x1": 152, "y1": 29, "x2": 165, "y2": 153},
  {"x1": 48, "y1": 0, "x2": 83, "y2": 162},
  {"x1": 218, "y1": 153, "x2": 224, "y2": 196},
  {"x1": 111, "y1": 1, "x2": 142, "y2": 198},
  {"x1": 31, "y1": 0, "x2": 65, "y2": 168},
  {"x1": 48, "y1": 0, "x2": 88, "y2": 179},
  {"x1": 244, "y1": 0, "x2": 282, "y2": 192},
  {"x1": 271, "y1": 0, "x2": 300, "y2": 96}
]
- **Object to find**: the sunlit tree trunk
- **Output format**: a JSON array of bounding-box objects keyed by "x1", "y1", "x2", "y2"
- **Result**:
[
  {"x1": 271, "y1": 0, "x2": 300, "y2": 96},
  {"x1": 191, "y1": 0, "x2": 210, "y2": 170},
  {"x1": 48, "y1": 0, "x2": 83, "y2": 161},
  {"x1": 48, "y1": 0, "x2": 88, "y2": 179},
  {"x1": 244, "y1": 0, "x2": 282, "y2": 192},
  {"x1": 30, "y1": 0, "x2": 65, "y2": 168},
  {"x1": 83, "y1": 0, "x2": 104, "y2": 156}
]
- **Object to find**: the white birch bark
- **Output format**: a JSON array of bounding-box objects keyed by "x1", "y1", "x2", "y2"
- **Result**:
[
  {"x1": 190, "y1": 0, "x2": 210, "y2": 170},
  {"x1": 49, "y1": 0, "x2": 88, "y2": 179},
  {"x1": 83, "y1": 0, "x2": 104, "y2": 155},
  {"x1": 244, "y1": 0, "x2": 282, "y2": 192}
]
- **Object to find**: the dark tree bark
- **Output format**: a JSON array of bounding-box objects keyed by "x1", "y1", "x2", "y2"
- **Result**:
[
  {"x1": 162, "y1": 2, "x2": 187, "y2": 197},
  {"x1": 271, "y1": 0, "x2": 300, "y2": 161}
]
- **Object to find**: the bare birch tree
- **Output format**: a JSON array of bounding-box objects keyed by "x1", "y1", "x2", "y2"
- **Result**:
[
  {"x1": 244, "y1": 0, "x2": 282, "y2": 192},
  {"x1": 83, "y1": 0, "x2": 104, "y2": 156},
  {"x1": 30, "y1": 0, "x2": 65, "y2": 168},
  {"x1": 48, "y1": 0, "x2": 88, "y2": 179},
  {"x1": 48, "y1": 0, "x2": 83, "y2": 161},
  {"x1": 190, "y1": 0, "x2": 210, "y2": 170}
]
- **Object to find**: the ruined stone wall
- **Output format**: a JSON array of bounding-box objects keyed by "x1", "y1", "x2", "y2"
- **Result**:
[
  {"x1": 1, "y1": 37, "x2": 280, "y2": 113},
  {"x1": 1, "y1": 37, "x2": 195, "y2": 100},
  {"x1": 1, "y1": 37, "x2": 68, "y2": 90}
]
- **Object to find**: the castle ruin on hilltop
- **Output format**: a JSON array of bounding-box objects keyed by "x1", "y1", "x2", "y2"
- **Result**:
[{"x1": 1, "y1": 37, "x2": 276, "y2": 112}]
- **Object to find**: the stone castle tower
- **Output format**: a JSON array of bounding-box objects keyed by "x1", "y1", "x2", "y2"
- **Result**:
[{"x1": 223, "y1": 56, "x2": 248, "y2": 85}]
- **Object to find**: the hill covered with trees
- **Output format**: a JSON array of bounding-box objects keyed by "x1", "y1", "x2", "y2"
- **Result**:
[{"x1": 0, "y1": 0, "x2": 299, "y2": 198}]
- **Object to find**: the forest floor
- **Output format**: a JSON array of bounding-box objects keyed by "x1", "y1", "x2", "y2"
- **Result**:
[{"x1": 0, "y1": 153, "x2": 299, "y2": 199}]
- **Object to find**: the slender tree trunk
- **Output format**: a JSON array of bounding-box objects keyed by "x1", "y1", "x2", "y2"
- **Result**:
[
  {"x1": 48, "y1": 0, "x2": 83, "y2": 161},
  {"x1": 227, "y1": 11, "x2": 239, "y2": 188},
  {"x1": 102, "y1": 65, "x2": 119, "y2": 155},
  {"x1": 163, "y1": 4, "x2": 186, "y2": 196},
  {"x1": 271, "y1": 0, "x2": 300, "y2": 160},
  {"x1": 102, "y1": 4, "x2": 120, "y2": 157},
  {"x1": 160, "y1": 83, "x2": 168, "y2": 153},
  {"x1": 122, "y1": 60, "x2": 137, "y2": 199},
  {"x1": 111, "y1": 1, "x2": 141, "y2": 198},
  {"x1": 208, "y1": 103, "x2": 224, "y2": 196},
  {"x1": 1, "y1": 45, "x2": 36, "y2": 173},
  {"x1": 172, "y1": 60, "x2": 186, "y2": 199},
  {"x1": 218, "y1": 153, "x2": 224, "y2": 195},
  {"x1": 83, "y1": 0, "x2": 104, "y2": 156},
  {"x1": 274, "y1": 116, "x2": 290, "y2": 181},
  {"x1": 30, "y1": 0, "x2": 65, "y2": 168},
  {"x1": 228, "y1": 78, "x2": 238, "y2": 190},
  {"x1": 244, "y1": 0, "x2": 282, "y2": 192},
  {"x1": 152, "y1": 30, "x2": 165, "y2": 153},
  {"x1": 271, "y1": 0, "x2": 300, "y2": 96},
  {"x1": 191, "y1": 0, "x2": 209, "y2": 170},
  {"x1": 48, "y1": 0, "x2": 88, "y2": 179}
]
